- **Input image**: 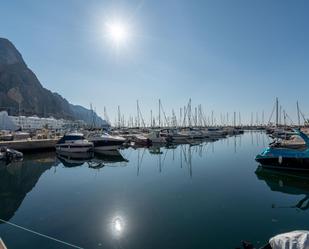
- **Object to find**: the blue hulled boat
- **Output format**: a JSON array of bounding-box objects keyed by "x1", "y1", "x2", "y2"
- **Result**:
[{"x1": 255, "y1": 129, "x2": 309, "y2": 171}]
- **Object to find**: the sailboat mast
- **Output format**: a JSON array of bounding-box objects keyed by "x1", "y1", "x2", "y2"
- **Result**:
[
  {"x1": 297, "y1": 101, "x2": 301, "y2": 126},
  {"x1": 159, "y1": 99, "x2": 161, "y2": 128},
  {"x1": 275, "y1": 97, "x2": 279, "y2": 127}
]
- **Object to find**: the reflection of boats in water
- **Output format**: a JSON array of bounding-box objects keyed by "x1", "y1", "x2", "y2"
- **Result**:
[
  {"x1": 95, "y1": 150, "x2": 128, "y2": 164},
  {"x1": 57, "y1": 150, "x2": 128, "y2": 168},
  {"x1": 56, "y1": 151, "x2": 94, "y2": 167},
  {"x1": 256, "y1": 166, "x2": 309, "y2": 210},
  {"x1": 0, "y1": 147, "x2": 23, "y2": 163},
  {"x1": 148, "y1": 145, "x2": 165, "y2": 155}
]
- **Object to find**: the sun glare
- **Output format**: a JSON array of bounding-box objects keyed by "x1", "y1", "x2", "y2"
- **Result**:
[{"x1": 105, "y1": 21, "x2": 129, "y2": 46}]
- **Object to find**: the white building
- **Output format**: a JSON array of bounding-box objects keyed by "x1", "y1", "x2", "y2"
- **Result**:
[
  {"x1": 9, "y1": 115, "x2": 67, "y2": 130},
  {"x1": 0, "y1": 111, "x2": 17, "y2": 130}
]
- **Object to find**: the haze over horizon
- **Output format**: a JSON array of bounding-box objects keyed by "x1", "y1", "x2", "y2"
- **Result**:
[{"x1": 1, "y1": 0, "x2": 309, "y2": 125}]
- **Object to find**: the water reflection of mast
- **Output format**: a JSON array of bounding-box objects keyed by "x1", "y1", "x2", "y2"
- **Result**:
[
  {"x1": 189, "y1": 146, "x2": 192, "y2": 178},
  {"x1": 181, "y1": 145, "x2": 193, "y2": 178},
  {"x1": 137, "y1": 148, "x2": 146, "y2": 176},
  {"x1": 251, "y1": 131, "x2": 254, "y2": 145},
  {"x1": 180, "y1": 145, "x2": 183, "y2": 169},
  {"x1": 234, "y1": 136, "x2": 237, "y2": 153},
  {"x1": 198, "y1": 144, "x2": 203, "y2": 157},
  {"x1": 158, "y1": 149, "x2": 168, "y2": 173},
  {"x1": 239, "y1": 134, "x2": 242, "y2": 148},
  {"x1": 256, "y1": 132, "x2": 259, "y2": 146}
]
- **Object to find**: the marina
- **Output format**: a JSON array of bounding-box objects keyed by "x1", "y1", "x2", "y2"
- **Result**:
[
  {"x1": 2, "y1": 131, "x2": 309, "y2": 248},
  {"x1": 2, "y1": 96, "x2": 309, "y2": 248},
  {"x1": 1, "y1": 1, "x2": 309, "y2": 248}
]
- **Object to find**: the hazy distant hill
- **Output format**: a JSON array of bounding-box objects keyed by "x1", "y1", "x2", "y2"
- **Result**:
[{"x1": 0, "y1": 38, "x2": 107, "y2": 126}]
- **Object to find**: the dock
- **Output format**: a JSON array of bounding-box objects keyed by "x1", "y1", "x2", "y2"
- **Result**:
[{"x1": 0, "y1": 138, "x2": 58, "y2": 152}]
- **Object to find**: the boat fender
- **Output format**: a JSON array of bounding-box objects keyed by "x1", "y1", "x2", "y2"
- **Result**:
[{"x1": 278, "y1": 156, "x2": 283, "y2": 164}]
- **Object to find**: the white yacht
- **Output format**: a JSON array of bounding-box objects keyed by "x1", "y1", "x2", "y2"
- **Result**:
[
  {"x1": 161, "y1": 129, "x2": 189, "y2": 143},
  {"x1": 179, "y1": 128, "x2": 205, "y2": 139},
  {"x1": 88, "y1": 132, "x2": 126, "y2": 152},
  {"x1": 147, "y1": 130, "x2": 167, "y2": 143},
  {"x1": 56, "y1": 133, "x2": 93, "y2": 153}
]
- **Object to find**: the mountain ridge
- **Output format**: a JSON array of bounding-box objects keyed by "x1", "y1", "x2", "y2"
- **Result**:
[{"x1": 0, "y1": 37, "x2": 107, "y2": 126}]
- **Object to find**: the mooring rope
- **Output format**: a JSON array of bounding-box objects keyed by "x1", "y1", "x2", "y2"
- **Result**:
[{"x1": 0, "y1": 218, "x2": 84, "y2": 249}]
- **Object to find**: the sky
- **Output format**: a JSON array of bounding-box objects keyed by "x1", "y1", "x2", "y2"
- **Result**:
[{"x1": 0, "y1": 0, "x2": 309, "y2": 125}]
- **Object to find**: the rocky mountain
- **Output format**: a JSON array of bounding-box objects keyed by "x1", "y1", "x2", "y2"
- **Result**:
[{"x1": 0, "y1": 38, "x2": 107, "y2": 126}]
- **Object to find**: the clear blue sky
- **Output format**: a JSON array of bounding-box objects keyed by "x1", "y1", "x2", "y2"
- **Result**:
[{"x1": 1, "y1": 0, "x2": 309, "y2": 125}]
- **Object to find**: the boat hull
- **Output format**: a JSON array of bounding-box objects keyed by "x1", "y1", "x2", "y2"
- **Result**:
[{"x1": 256, "y1": 156, "x2": 309, "y2": 171}]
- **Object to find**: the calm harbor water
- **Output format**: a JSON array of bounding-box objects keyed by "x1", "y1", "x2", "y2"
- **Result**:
[{"x1": 1, "y1": 131, "x2": 309, "y2": 249}]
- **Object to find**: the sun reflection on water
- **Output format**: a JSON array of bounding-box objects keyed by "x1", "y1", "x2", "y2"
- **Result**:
[{"x1": 112, "y1": 216, "x2": 125, "y2": 237}]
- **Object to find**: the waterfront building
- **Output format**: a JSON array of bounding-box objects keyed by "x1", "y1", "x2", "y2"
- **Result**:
[{"x1": 9, "y1": 115, "x2": 67, "y2": 130}]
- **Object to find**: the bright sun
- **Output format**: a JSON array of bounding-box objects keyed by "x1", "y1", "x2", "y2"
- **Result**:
[{"x1": 105, "y1": 21, "x2": 129, "y2": 46}]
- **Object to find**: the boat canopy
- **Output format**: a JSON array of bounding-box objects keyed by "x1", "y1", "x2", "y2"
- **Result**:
[{"x1": 269, "y1": 230, "x2": 309, "y2": 249}]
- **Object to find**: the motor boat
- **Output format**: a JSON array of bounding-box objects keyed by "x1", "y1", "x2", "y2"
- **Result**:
[
  {"x1": 55, "y1": 133, "x2": 93, "y2": 153},
  {"x1": 88, "y1": 132, "x2": 126, "y2": 152},
  {"x1": 132, "y1": 134, "x2": 152, "y2": 147},
  {"x1": 239, "y1": 230, "x2": 309, "y2": 249},
  {"x1": 0, "y1": 131, "x2": 13, "y2": 141},
  {"x1": 255, "y1": 129, "x2": 309, "y2": 170},
  {"x1": 0, "y1": 147, "x2": 23, "y2": 162}
]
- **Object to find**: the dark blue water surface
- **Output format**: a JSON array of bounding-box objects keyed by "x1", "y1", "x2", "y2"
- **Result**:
[{"x1": 1, "y1": 131, "x2": 309, "y2": 249}]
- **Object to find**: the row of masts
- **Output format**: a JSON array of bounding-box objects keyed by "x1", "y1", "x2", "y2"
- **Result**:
[
  {"x1": 104, "y1": 98, "x2": 270, "y2": 128},
  {"x1": 93, "y1": 98, "x2": 308, "y2": 129},
  {"x1": 269, "y1": 97, "x2": 307, "y2": 127}
]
